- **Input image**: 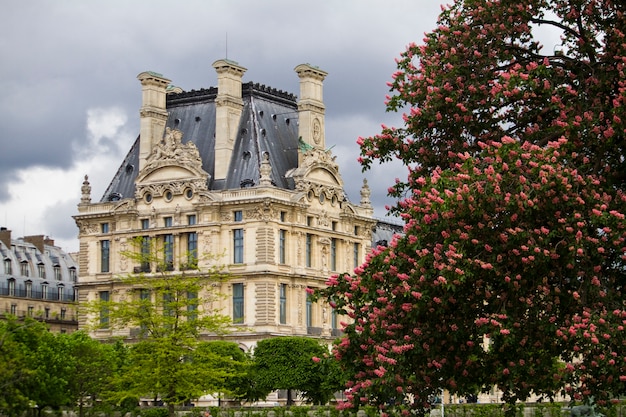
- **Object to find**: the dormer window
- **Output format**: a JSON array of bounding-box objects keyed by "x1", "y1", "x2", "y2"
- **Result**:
[
  {"x1": 69, "y1": 267, "x2": 77, "y2": 283},
  {"x1": 54, "y1": 266, "x2": 61, "y2": 281},
  {"x1": 20, "y1": 261, "x2": 29, "y2": 277},
  {"x1": 38, "y1": 264, "x2": 46, "y2": 278},
  {"x1": 4, "y1": 258, "x2": 11, "y2": 275}
]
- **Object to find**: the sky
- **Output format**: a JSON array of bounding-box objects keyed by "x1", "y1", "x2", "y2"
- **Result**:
[{"x1": 0, "y1": 1, "x2": 444, "y2": 253}]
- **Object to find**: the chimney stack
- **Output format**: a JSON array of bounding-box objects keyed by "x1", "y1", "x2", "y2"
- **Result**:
[
  {"x1": 137, "y1": 71, "x2": 171, "y2": 171},
  {"x1": 24, "y1": 235, "x2": 45, "y2": 253},
  {"x1": 0, "y1": 227, "x2": 11, "y2": 249},
  {"x1": 295, "y1": 64, "x2": 328, "y2": 152},
  {"x1": 212, "y1": 59, "x2": 247, "y2": 181}
]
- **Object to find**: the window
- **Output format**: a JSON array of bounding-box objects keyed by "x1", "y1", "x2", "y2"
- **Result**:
[
  {"x1": 140, "y1": 236, "x2": 151, "y2": 272},
  {"x1": 234, "y1": 210, "x2": 243, "y2": 222},
  {"x1": 330, "y1": 238, "x2": 337, "y2": 271},
  {"x1": 332, "y1": 221, "x2": 337, "y2": 231},
  {"x1": 7, "y1": 278, "x2": 15, "y2": 296},
  {"x1": 279, "y1": 229, "x2": 286, "y2": 264},
  {"x1": 44, "y1": 307, "x2": 50, "y2": 319},
  {"x1": 306, "y1": 292, "x2": 312, "y2": 328},
  {"x1": 60, "y1": 308, "x2": 66, "y2": 320},
  {"x1": 28, "y1": 306, "x2": 34, "y2": 317},
  {"x1": 232, "y1": 283, "x2": 244, "y2": 323},
  {"x1": 42, "y1": 282, "x2": 48, "y2": 300},
  {"x1": 25, "y1": 281, "x2": 32, "y2": 298},
  {"x1": 69, "y1": 267, "x2": 77, "y2": 282},
  {"x1": 4, "y1": 259, "x2": 11, "y2": 275},
  {"x1": 279, "y1": 283, "x2": 287, "y2": 325},
  {"x1": 20, "y1": 261, "x2": 29, "y2": 277},
  {"x1": 141, "y1": 219, "x2": 150, "y2": 230},
  {"x1": 280, "y1": 211, "x2": 286, "y2": 222},
  {"x1": 305, "y1": 234, "x2": 312, "y2": 267},
  {"x1": 187, "y1": 291, "x2": 198, "y2": 321},
  {"x1": 233, "y1": 229, "x2": 244, "y2": 264},
  {"x1": 163, "y1": 234, "x2": 174, "y2": 270},
  {"x1": 187, "y1": 214, "x2": 196, "y2": 225},
  {"x1": 10, "y1": 304, "x2": 16, "y2": 315},
  {"x1": 101, "y1": 240, "x2": 110, "y2": 273},
  {"x1": 101, "y1": 223, "x2": 109, "y2": 234},
  {"x1": 99, "y1": 291, "x2": 110, "y2": 328},
  {"x1": 307, "y1": 216, "x2": 313, "y2": 227},
  {"x1": 353, "y1": 243, "x2": 360, "y2": 269},
  {"x1": 38, "y1": 264, "x2": 46, "y2": 278},
  {"x1": 54, "y1": 266, "x2": 61, "y2": 280},
  {"x1": 164, "y1": 217, "x2": 173, "y2": 228},
  {"x1": 57, "y1": 285, "x2": 65, "y2": 301},
  {"x1": 331, "y1": 308, "x2": 338, "y2": 330},
  {"x1": 187, "y1": 232, "x2": 198, "y2": 267},
  {"x1": 354, "y1": 225, "x2": 360, "y2": 235}
]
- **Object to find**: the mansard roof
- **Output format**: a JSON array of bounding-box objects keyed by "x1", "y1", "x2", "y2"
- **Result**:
[{"x1": 101, "y1": 82, "x2": 300, "y2": 202}]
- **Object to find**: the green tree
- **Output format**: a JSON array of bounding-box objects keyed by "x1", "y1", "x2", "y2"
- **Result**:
[
  {"x1": 317, "y1": 0, "x2": 626, "y2": 415},
  {"x1": 252, "y1": 336, "x2": 340, "y2": 405},
  {"x1": 0, "y1": 317, "x2": 71, "y2": 416},
  {"x1": 58, "y1": 331, "x2": 117, "y2": 417},
  {"x1": 84, "y1": 242, "x2": 233, "y2": 417}
]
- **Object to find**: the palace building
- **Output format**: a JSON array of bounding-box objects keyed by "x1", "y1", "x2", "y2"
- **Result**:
[
  {"x1": 74, "y1": 60, "x2": 397, "y2": 349},
  {"x1": 0, "y1": 227, "x2": 78, "y2": 333}
]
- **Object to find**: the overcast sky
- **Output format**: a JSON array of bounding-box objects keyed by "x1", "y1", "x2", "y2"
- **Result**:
[{"x1": 0, "y1": 1, "x2": 444, "y2": 252}]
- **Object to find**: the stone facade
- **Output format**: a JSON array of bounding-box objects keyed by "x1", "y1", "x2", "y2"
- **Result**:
[
  {"x1": 0, "y1": 227, "x2": 78, "y2": 333},
  {"x1": 73, "y1": 60, "x2": 389, "y2": 351}
]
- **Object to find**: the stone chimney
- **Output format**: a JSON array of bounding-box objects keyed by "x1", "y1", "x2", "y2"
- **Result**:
[
  {"x1": 212, "y1": 59, "x2": 247, "y2": 181},
  {"x1": 0, "y1": 227, "x2": 11, "y2": 249},
  {"x1": 137, "y1": 71, "x2": 171, "y2": 171},
  {"x1": 24, "y1": 235, "x2": 45, "y2": 253},
  {"x1": 295, "y1": 64, "x2": 328, "y2": 152}
]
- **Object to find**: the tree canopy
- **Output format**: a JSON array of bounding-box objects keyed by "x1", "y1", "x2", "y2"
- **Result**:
[
  {"x1": 252, "y1": 336, "x2": 341, "y2": 405},
  {"x1": 84, "y1": 245, "x2": 234, "y2": 417},
  {"x1": 317, "y1": 0, "x2": 626, "y2": 415}
]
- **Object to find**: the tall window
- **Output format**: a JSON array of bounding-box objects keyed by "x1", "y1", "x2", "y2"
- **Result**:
[
  {"x1": 101, "y1": 223, "x2": 109, "y2": 233},
  {"x1": 4, "y1": 259, "x2": 11, "y2": 274},
  {"x1": 25, "y1": 281, "x2": 32, "y2": 298},
  {"x1": 54, "y1": 266, "x2": 61, "y2": 280},
  {"x1": 330, "y1": 238, "x2": 337, "y2": 271},
  {"x1": 20, "y1": 261, "x2": 29, "y2": 277},
  {"x1": 140, "y1": 236, "x2": 151, "y2": 272},
  {"x1": 38, "y1": 264, "x2": 46, "y2": 278},
  {"x1": 42, "y1": 282, "x2": 48, "y2": 300},
  {"x1": 305, "y1": 234, "x2": 312, "y2": 267},
  {"x1": 163, "y1": 234, "x2": 174, "y2": 270},
  {"x1": 69, "y1": 267, "x2": 76, "y2": 282},
  {"x1": 57, "y1": 285, "x2": 65, "y2": 301},
  {"x1": 331, "y1": 308, "x2": 338, "y2": 330},
  {"x1": 306, "y1": 292, "x2": 312, "y2": 328},
  {"x1": 101, "y1": 240, "x2": 110, "y2": 273},
  {"x1": 279, "y1": 229, "x2": 286, "y2": 264},
  {"x1": 233, "y1": 283, "x2": 244, "y2": 323},
  {"x1": 187, "y1": 291, "x2": 198, "y2": 321},
  {"x1": 187, "y1": 232, "x2": 198, "y2": 267},
  {"x1": 353, "y1": 243, "x2": 360, "y2": 269},
  {"x1": 7, "y1": 278, "x2": 15, "y2": 296},
  {"x1": 233, "y1": 229, "x2": 244, "y2": 264},
  {"x1": 99, "y1": 291, "x2": 110, "y2": 328},
  {"x1": 279, "y1": 283, "x2": 287, "y2": 325}
]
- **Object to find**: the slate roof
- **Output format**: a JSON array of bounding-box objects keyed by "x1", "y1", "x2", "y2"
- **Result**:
[{"x1": 101, "y1": 82, "x2": 299, "y2": 202}]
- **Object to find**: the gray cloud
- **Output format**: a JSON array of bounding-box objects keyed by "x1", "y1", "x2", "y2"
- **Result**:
[{"x1": 0, "y1": 0, "x2": 443, "y2": 250}]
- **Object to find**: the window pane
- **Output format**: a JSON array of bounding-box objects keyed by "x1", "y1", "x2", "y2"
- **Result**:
[
  {"x1": 233, "y1": 229, "x2": 244, "y2": 264},
  {"x1": 101, "y1": 240, "x2": 110, "y2": 273},
  {"x1": 279, "y1": 283, "x2": 287, "y2": 324},
  {"x1": 233, "y1": 283, "x2": 244, "y2": 323}
]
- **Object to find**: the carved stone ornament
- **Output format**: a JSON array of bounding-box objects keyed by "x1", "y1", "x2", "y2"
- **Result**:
[{"x1": 135, "y1": 128, "x2": 209, "y2": 199}]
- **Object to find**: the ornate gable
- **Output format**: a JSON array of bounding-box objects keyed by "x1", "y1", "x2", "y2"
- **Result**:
[{"x1": 135, "y1": 128, "x2": 210, "y2": 199}]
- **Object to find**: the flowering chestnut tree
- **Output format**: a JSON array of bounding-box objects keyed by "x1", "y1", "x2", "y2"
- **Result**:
[{"x1": 316, "y1": 0, "x2": 626, "y2": 415}]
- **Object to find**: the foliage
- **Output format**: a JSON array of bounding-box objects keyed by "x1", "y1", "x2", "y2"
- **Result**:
[
  {"x1": 252, "y1": 336, "x2": 341, "y2": 405},
  {"x1": 82, "y1": 240, "x2": 234, "y2": 417},
  {"x1": 58, "y1": 331, "x2": 118, "y2": 417},
  {"x1": 317, "y1": 0, "x2": 626, "y2": 415}
]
